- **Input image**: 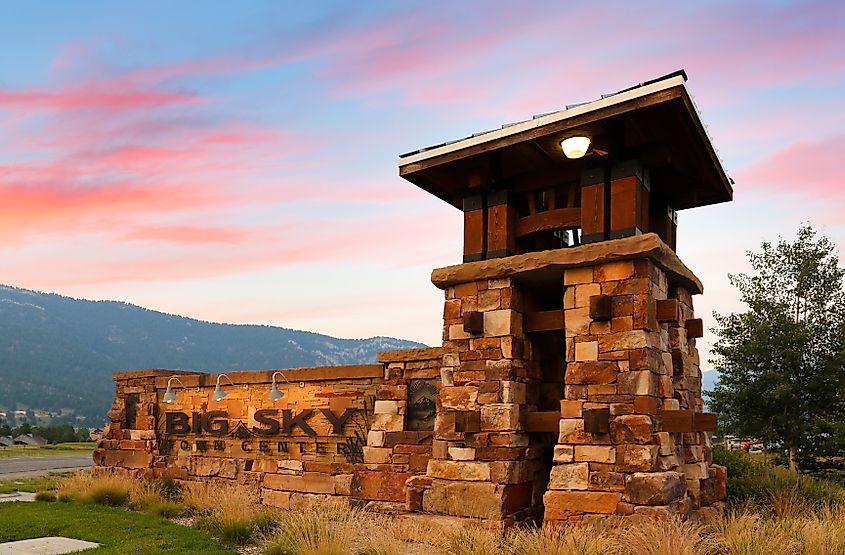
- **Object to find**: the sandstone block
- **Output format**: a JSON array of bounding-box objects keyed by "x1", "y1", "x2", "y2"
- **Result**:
[
  {"x1": 352, "y1": 470, "x2": 411, "y2": 502},
  {"x1": 617, "y1": 445, "x2": 658, "y2": 472},
  {"x1": 448, "y1": 447, "x2": 476, "y2": 461},
  {"x1": 483, "y1": 310, "x2": 514, "y2": 337},
  {"x1": 566, "y1": 361, "x2": 618, "y2": 385},
  {"x1": 590, "y1": 471, "x2": 625, "y2": 492},
  {"x1": 363, "y1": 446, "x2": 392, "y2": 464},
  {"x1": 548, "y1": 463, "x2": 590, "y2": 490},
  {"x1": 574, "y1": 445, "x2": 616, "y2": 464},
  {"x1": 367, "y1": 430, "x2": 385, "y2": 447},
  {"x1": 575, "y1": 283, "x2": 602, "y2": 308},
  {"x1": 624, "y1": 471, "x2": 685, "y2": 505},
  {"x1": 500, "y1": 381, "x2": 526, "y2": 403},
  {"x1": 427, "y1": 460, "x2": 491, "y2": 481},
  {"x1": 653, "y1": 432, "x2": 675, "y2": 456},
  {"x1": 560, "y1": 400, "x2": 583, "y2": 418},
  {"x1": 262, "y1": 489, "x2": 290, "y2": 509},
  {"x1": 574, "y1": 341, "x2": 598, "y2": 362},
  {"x1": 598, "y1": 330, "x2": 652, "y2": 352},
  {"x1": 610, "y1": 415, "x2": 653, "y2": 444},
  {"x1": 682, "y1": 462, "x2": 708, "y2": 480},
  {"x1": 559, "y1": 419, "x2": 591, "y2": 444},
  {"x1": 543, "y1": 491, "x2": 620, "y2": 519},
  {"x1": 595, "y1": 260, "x2": 634, "y2": 282},
  {"x1": 374, "y1": 400, "x2": 401, "y2": 415},
  {"x1": 481, "y1": 403, "x2": 521, "y2": 431},
  {"x1": 422, "y1": 480, "x2": 504, "y2": 519},
  {"x1": 564, "y1": 267, "x2": 593, "y2": 285},
  {"x1": 278, "y1": 460, "x2": 303, "y2": 472},
  {"x1": 565, "y1": 307, "x2": 591, "y2": 336},
  {"x1": 373, "y1": 413, "x2": 404, "y2": 432},
  {"x1": 192, "y1": 457, "x2": 236, "y2": 478},
  {"x1": 440, "y1": 386, "x2": 479, "y2": 411},
  {"x1": 617, "y1": 371, "x2": 657, "y2": 396},
  {"x1": 553, "y1": 445, "x2": 575, "y2": 463}
]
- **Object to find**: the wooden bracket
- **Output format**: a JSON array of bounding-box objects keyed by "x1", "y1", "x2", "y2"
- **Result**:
[
  {"x1": 589, "y1": 295, "x2": 612, "y2": 321},
  {"x1": 455, "y1": 411, "x2": 480, "y2": 433},
  {"x1": 694, "y1": 412, "x2": 718, "y2": 432},
  {"x1": 463, "y1": 311, "x2": 484, "y2": 334},
  {"x1": 524, "y1": 411, "x2": 561, "y2": 433},
  {"x1": 685, "y1": 318, "x2": 704, "y2": 339},
  {"x1": 661, "y1": 409, "x2": 693, "y2": 432},
  {"x1": 656, "y1": 299, "x2": 681, "y2": 323},
  {"x1": 583, "y1": 408, "x2": 610, "y2": 434},
  {"x1": 524, "y1": 310, "x2": 564, "y2": 333}
]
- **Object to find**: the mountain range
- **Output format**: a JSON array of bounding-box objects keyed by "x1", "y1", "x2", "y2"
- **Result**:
[{"x1": 0, "y1": 285, "x2": 425, "y2": 426}]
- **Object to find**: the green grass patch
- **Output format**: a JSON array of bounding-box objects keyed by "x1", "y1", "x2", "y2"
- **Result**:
[
  {"x1": 0, "y1": 472, "x2": 69, "y2": 494},
  {"x1": 0, "y1": 442, "x2": 95, "y2": 458},
  {"x1": 0, "y1": 502, "x2": 237, "y2": 554}
]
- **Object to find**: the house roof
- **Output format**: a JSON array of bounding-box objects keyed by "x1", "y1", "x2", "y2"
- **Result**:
[{"x1": 398, "y1": 70, "x2": 732, "y2": 212}]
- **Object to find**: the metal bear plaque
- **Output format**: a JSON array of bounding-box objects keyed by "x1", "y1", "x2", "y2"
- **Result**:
[{"x1": 406, "y1": 379, "x2": 437, "y2": 431}]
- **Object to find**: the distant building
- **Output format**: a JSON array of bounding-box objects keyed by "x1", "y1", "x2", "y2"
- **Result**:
[
  {"x1": 0, "y1": 436, "x2": 13, "y2": 447},
  {"x1": 14, "y1": 434, "x2": 47, "y2": 446},
  {"x1": 89, "y1": 428, "x2": 104, "y2": 441}
]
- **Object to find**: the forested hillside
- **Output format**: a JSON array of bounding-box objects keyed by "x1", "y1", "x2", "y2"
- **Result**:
[{"x1": 0, "y1": 285, "x2": 425, "y2": 425}]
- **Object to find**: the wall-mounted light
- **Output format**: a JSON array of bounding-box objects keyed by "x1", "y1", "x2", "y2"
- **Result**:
[
  {"x1": 560, "y1": 136, "x2": 591, "y2": 159},
  {"x1": 212, "y1": 373, "x2": 242, "y2": 401},
  {"x1": 269, "y1": 371, "x2": 306, "y2": 401},
  {"x1": 162, "y1": 376, "x2": 198, "y2": 404}
]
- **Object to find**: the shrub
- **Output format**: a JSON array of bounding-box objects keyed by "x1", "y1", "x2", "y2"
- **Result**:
[
  {"x1": 190, "y1": 481, "x2": 264, "y2": 545},
  {"x1": 142, "y1": 500, "x2": 186, "y2": 518},
  {"x1": 443, "y1": 526, "x2": 503, "y2": 555},
  {"x1": 35, "y1": 491, "x2": 56, "y2": 502},
  {"x1": 263, "y1": 502, "x2": 357, "y2": 555}
]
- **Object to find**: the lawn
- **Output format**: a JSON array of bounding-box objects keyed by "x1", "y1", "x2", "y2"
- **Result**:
[
  {"x1": 0, "y1": 502, "x2": 237, "y2": 554},
  {"x1": 0, "y1": 472, "x2": 69, "y2": 494},
  {"x1": 0, "y1": 442, "x2": 95, "y2": 458}
]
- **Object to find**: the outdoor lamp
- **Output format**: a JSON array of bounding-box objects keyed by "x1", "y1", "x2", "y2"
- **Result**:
[
  {"x1": 560, "y1": 136, "x2": 591, "y2": 159},
  {"x1": 212, "y1": 373, "x2": 237, "y2": 401},
  {"x1": 162, "y1": 376, "x2": 186, "y2": 404},
  {"x1": 268, "y1": 371, "x2": 288, "y2": 401}
]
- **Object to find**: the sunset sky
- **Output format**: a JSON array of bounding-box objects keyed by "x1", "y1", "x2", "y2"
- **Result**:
[{"x1": 2, "y1": 1, "x2": 844, "y2": 367}]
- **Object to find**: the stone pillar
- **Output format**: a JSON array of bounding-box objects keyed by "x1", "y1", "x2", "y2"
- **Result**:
[
  {"x1": 543, "y1": 258, "x2": 724, "y2": 523},
  {"x1": 421, "y1": 277, "x2": 536, "y2": 524}
]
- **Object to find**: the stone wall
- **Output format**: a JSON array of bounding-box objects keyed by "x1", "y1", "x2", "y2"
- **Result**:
[
  {"x1": 94, "y1": 363, "x2": 436, "y2": 510},
  {"x1": 94, "y1": 234, "x2": 725, "y2": 525}
]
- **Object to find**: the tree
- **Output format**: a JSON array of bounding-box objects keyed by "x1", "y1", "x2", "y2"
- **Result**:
[{"x1": 709, "y1": 224, "x2": 845, "y2": 474}]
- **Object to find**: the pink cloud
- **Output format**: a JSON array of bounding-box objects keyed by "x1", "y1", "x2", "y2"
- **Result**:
[{"x1": 120, "y1": 225, "x2": 249, "y2": 244}]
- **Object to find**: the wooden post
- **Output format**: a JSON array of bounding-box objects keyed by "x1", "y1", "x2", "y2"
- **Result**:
[
  {"x1": 580, "y1": 168, "x2": 607, "y2": 244},
  {"x1": 486, "y1": 190, "x2": 516, "y2": 258},
  {"x1": 609, "y1": 160, "x2": 650, "y2": 239},
  {"x1": 650, "y1": 200, "x2": 678, "y2": 251},
  {"x1": 463, "y1": 195, "x2": 486, "y2": 263}
]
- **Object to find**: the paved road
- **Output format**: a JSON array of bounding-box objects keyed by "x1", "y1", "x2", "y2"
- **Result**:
[{"x1": 0, "y1": 456, "x2": 92, "y2": 479}]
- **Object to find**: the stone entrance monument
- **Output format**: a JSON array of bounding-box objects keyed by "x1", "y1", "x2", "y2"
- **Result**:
[{"x1": 95, "y1": 70, "x2": 728, "y2": 525}]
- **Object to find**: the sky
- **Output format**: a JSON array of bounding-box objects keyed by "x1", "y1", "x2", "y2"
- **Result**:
[{"x1": 1, "y1": 0, "x2": 844, "y2": 368}]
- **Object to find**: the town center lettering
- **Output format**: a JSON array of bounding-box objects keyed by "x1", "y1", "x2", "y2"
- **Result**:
[{"x1": 162, "y1": 408, "x2": 362, "y2": 460}]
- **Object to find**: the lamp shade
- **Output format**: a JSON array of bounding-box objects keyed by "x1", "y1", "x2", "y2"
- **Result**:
[
  {"x1": 560, "y1": 136, "x2": 591, "y2": 159},
  {"x1": 163, "y1": 386, "x2": 177, "y2": 404},
  {"x1": 212, "y1": 384, "x2": 227, "y2": 401},
  {"x1": 268, "y1": 383, "x2": 285, "y2": 401}
]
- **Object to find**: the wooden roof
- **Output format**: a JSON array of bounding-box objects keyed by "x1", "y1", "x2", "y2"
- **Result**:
[{"x1": 399, "y1": 71, "x2": 732, "y2": 212}]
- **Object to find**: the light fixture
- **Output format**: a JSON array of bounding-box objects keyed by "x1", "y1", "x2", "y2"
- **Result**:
[
  {"x1": 212, "y1": 373, "x2": 237, "y2": 401},
  {"x1": 162, "y1": 376, "x2": 186, "y2": 404},
  {"x1": 268, "y1": 371, "x2": 288, "y2": 401},
  {"x1": 560, "y1": 136, "x2": 591, "y2": 159}
]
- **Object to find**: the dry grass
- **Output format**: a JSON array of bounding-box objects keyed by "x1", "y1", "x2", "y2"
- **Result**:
[
  {"x1": 57, "y1": 472, "x2": 132, "y2": 506},
  {"x1": 504, "y1": 523, "x2": 617, "y2": 555},
  {"x1": 189, "y1": 481, "x2": 265, "y2": 544}
]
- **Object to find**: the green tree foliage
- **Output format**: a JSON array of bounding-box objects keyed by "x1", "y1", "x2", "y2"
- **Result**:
[{"x1": 709, "y1": 225, "x2": 845, "y2": 475}]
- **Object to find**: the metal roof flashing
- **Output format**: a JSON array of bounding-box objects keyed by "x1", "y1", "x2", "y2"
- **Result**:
[{"x1": 398, "y1": 73, "x2": 689, "y2": 167}]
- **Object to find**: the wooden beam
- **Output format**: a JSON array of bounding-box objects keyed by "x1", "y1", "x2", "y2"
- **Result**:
[
  {"x1": 463, "y1": 195, "x2": 486, "y2": 263},
  {"x1": 524, "y1": 310, "x2": 564, "y2": 333},
  {"x1": 685, "y1": 318, "x2": 704, "y2": 339},
  {"x1": 486, "y1": 190, "x2": 517, "y2": 258},
  {"x1": 609, "y1": 160, "x2": 650, "y2": 239},
  {"x1": 694, "y1": 412, "x2": 718, "y2": 432},
  {"x1": 524, "y1": 411, "x2": 561, "y2": 433},
  {"x1": 656, "y1": 299, "x2": 680, "y2": 323},
  {"x1": 580, "y1": 168, "x2": 607, "y2": 244},
  {"x1": 515, "y1": 207, "x2": 580, "y2": 238},
  {"x1": 661, "y1": 409, "x2": 693, "y2": 432},
  {"x1": 589, "y1": 295, "x2": 612, "y2": 321},
  {"x1": 463, "y1": 311, "x2": 484, "y2": 334},
  {"x1": 583, "y1": 408, "x2": 610, "y2": 434}
]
